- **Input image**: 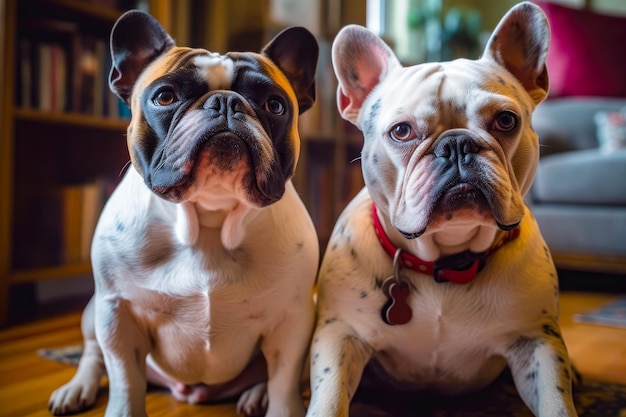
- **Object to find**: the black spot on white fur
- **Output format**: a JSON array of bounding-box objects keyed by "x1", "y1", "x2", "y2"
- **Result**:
[
  {"x1": 373, "y1": 275, "x2": 384, "y2": 289},
  {"x1": 508, "y1": 336, "x2": 538, "y2": 373},
  {"x1": 364, "y1": 99, "x2": 381, "y2": 137},
  {"x1": 542, "y1": 324, "x2": 561, "y2": 339}
]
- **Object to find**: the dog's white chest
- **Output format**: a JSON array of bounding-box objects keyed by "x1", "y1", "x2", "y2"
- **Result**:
[
  {"x1": 364, "y1": 284, "x2": 511, "y2": 391},
  {"x1": 91, "y1": 170, "x2": 316, "y2": 385},
  {"x1": 135, "y1": 280, "x2": 277, "y2": 383},
  {"x1": 97, "y1": 232, "x2": 274, "y2": 382}
]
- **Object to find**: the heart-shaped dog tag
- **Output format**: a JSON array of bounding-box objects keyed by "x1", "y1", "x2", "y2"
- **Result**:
[{"x1": 381, "y1": 279, "x2": 412, "y2": 325}]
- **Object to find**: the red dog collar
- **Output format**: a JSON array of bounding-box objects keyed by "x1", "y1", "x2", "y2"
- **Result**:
[{"x1": 371, "y1": 202, "x2": 520, "y2": 284}]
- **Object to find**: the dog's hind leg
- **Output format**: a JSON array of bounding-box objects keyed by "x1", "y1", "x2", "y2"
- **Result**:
[
  {"x1": 146, "y1": 353, "x2": 268, "y2": 413},
  {"x1": 48, "y1": 297, "x2": 106, "y2": 415}
]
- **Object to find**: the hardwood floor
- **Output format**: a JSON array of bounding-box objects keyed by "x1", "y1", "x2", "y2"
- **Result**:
[
  {"x1": 0, "y1": 291, "x2": 624, "y2": 417},
  {"x1": 557, "y1": 291, "x2": 626, "y2": 385}
]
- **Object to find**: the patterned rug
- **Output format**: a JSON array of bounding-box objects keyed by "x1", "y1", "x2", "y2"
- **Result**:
[
  {"x1": 39, "y1": 346, "x2": 626, "y2": 416},
  {"x1": 349, "y1": 371, "x2": 626, "y2": 417}
]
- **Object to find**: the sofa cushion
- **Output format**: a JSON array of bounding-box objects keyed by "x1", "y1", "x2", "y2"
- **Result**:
[
  {"x1": 532, "y1": 148, "x2": 626, "y2": 205},
  {"x1": 536, "y1": 2, "x2": 626, "y2": 98},
  {"x1": 532, "y1": 98, "x2": 626, "y2": 154},
  {"x1": 532, "y1": 204, "x2": 626, "y2": 255}
]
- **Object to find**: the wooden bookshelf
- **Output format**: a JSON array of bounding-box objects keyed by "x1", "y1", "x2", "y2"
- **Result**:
[
  {"x1": 294, "y1": 127, "x2": 366, "y2": 253},
  {"x1": 9, "y1": 262, "x2": 93, "y2": 285},
  {"x1": 14, "y1": 108, "x2": 130, "y2": 130},
  {"x1": 0, "y1": 0, "x2": 137, "y2": 326},
  {"x1": 290, "y1": 2, "x2": 367, "y2": 254}
]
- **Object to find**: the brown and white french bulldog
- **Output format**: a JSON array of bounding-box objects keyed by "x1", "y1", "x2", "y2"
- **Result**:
[
  {"x1": 48, "y1": 10, "x2": 319, "y2": 417},
  {"x1": 307, "y1": 3, "x2": 578, "y2": 417}
]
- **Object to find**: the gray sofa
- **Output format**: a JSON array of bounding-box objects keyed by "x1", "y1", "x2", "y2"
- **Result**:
[{"x1": 527, "y1": 97, "x2": 626, "y2": 274}]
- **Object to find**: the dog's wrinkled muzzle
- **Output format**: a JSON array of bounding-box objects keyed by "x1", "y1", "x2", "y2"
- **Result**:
[
  {"x1": 431, "y1": 130, "x2": 491, "y2": 208},
  {"x1": 429, "y1": 129, "x2": 520, "y2": 231},
  {"x1": 141, "y1": 91, "x2": 281, "y2": 204}
]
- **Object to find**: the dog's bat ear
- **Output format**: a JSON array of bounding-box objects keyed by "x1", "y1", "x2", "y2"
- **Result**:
[
  {"x1": 262, "y1": 27, "x2": 319, "y2": 114},
  {"x1": 331, "y1": 25, "x2": 400, "y2": 126},
  {"x1": 483, "y1": 2, "x2": 550, "y2": 105},
  {"x1": 109, "y1": 10, "x2": 175, "y2": 104}
]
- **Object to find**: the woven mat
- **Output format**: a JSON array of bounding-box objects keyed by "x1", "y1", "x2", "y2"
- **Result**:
[
  {"x1": 39, "y1": 346, "x2": 626, "y2": 416},
  {"x1": 350, "y1": 372, "x2": 626, "y2": 417}
]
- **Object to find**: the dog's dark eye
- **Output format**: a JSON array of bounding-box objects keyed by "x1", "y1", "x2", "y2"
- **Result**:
[
  {"x1": 153, "y1": 90, "x2": 177, "y2": 106},
  {"x1": 265, "y1": 97, "x2": 285, "y2": 115},
  {"x1": 390, "y1": 123, "x2": 416, "y2": 141},
  {"x1": 493, "y1": 111, "x2": 518, "y2": 132}
]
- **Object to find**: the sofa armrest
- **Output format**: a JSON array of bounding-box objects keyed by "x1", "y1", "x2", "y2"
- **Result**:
[{"x1": 532, "y1": 97, "x2": 626, "y2": 157}]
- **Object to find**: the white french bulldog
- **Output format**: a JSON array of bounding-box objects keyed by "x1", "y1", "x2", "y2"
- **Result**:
[
  {"x1": 307, "y1": 3, "x2": 578, "y2": 417},
  {"x1": 48, "y1": 10, "x2": 319, "y2": 417}
]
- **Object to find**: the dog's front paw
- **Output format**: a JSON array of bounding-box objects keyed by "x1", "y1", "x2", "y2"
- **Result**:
[
  {"x1": 236, "y1": 382, "x2": 268, "y2": 417},
  {"x1": 48, "y1": 380, "x2": 98, "y2": 415}
]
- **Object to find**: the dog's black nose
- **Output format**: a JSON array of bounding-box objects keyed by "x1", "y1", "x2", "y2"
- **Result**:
[
  {"x1": 203, "y1": 93, "x2": 248, "y2": 116},
  {"x1": 433, "y1": 132, "x2": 483, "y2": 168}
]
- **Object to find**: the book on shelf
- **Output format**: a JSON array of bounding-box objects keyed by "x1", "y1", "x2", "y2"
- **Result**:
[
  {"x1": 343, "y1": 162, "x2": 364, "y2": 207},
  {"x1": 13, "y1": 188, "x2": 64, "y2": 268},
  {"x1": 61, "y1": 184, "x2": 84, "y2": 264},
  {"x1": 18, "y1": 39, "x2": 33, "y2": 108},
  {"x1": 12, "y1": 179, "x2": 108, "y2": 268},
  {"x1": 306, "y1": 149, "x2": 335, "y2": 237},
  {"x1": 37, "y1": 43, "x2": 68, "y2": 113},
  {"x1": 80, "y1": 179, "x2": 106, "y2": 261},
  {"x1": 59, "y1": 179, "x2": 106, "y2": 264},
  {"x1": 298, "y1": 39, "x2": 337, "y2": 139},
  {"x1": 15, "y1": 18, "x2": 129, "y2": 119},
  {"x1": 77, "y1": 36, "x2": 99, "y2": 115},
  {"x1": 17, "y1": 19, "x2": 76, "y2": 112}
]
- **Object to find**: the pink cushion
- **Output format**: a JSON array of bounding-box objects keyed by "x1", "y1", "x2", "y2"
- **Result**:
[{"x1": 536, "y1": 2, "x2": 626, "y2": 98}]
